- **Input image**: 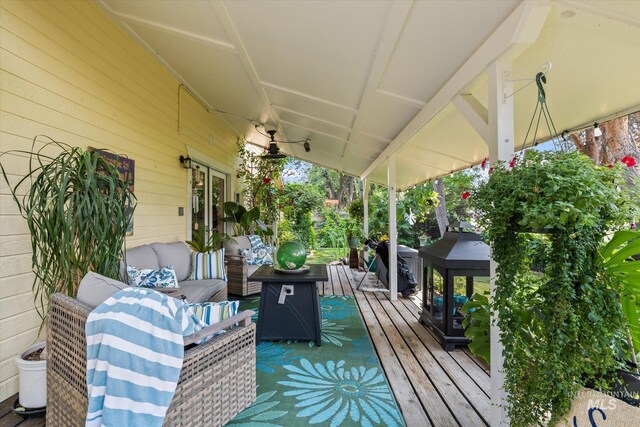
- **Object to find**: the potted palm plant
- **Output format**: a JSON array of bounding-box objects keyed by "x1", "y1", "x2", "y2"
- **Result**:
[{"x1": 1, "y1": 136, "x2": 136, "y2": 411}]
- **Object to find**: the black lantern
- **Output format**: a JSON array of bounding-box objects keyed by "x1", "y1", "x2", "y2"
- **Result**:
[
  {"x1": 179, "y1": 155, "x2": 193, "y2": 170},
  {"x1": 418, "y1": 222, "x2": 490, "y2": 351}
]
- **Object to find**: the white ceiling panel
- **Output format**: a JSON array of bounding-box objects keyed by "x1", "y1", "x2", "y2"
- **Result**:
[
  {"x1": 124, "y1": 22, "x2": 265, "y2": 122},
  {"x1": 264, "y1": 85, "x2": 356, "y2": 129},
  {"x1": 106, "y1": 0, "x2": 231, "y2": 45},
  {"x1": 342, "y1": 156, "x2": 375, "y2": 177},
  {"x1": 379, "y1": 0, "x2": 519, "y2": 102},
  {"x1": 225, "y1": 0, "x2": 393, "y2": 109},
  {"x1": 359, "y1": 93, "x2": 422, "y2": 141}
]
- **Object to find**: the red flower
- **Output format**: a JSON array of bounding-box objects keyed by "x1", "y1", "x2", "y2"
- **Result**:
[
  {"x1": 481, "y1": 158, "x2": 487, "y2": 169},
  {"x1": 621, "y1": 156, "x2": 637, "y2": 167},
  {"x1": 278, "y1": 204, "x2": 283, "y2": 209},
  {"x1": 461, "y1": 191, "x2": 471, "y2": 200},
  {"x1": 509, "y1": 156, "x2": 517, "y2": 168},
  {"x1": 607, "y1": 164, "x2": 614, "y2": 169},
  {"x1": 263, "y1": 178, "x2": 272, "y2": 184},
  {"x1": 488, "y1": 167, "x2": 494, "y2": 174}
]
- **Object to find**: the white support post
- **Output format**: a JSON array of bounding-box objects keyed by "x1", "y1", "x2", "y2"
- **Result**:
[
  {"x1": 363, "y1": 178, "x2": 370, "y2": 239},
  {"x1": 388, "y1": 156, "x2": 398, "y2": 301},
  {"x1": 488, "y1": 58, "x2": 515, "y2": 427}
]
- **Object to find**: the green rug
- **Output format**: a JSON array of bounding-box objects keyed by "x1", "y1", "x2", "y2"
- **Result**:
[{"x1": 228, "y1": 295, "x2": 405, "y2": 427}]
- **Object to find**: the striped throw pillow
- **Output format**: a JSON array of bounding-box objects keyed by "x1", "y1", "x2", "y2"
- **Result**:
[
  {"x1": 189, "y1": 249, "x2": 226, "y2": 281},
  {"x1": 189, "y1": 300, "x2": 239, "y2": 326},
  {"x1": 188, "y1": 300, "x2": 240, "y2": 343}
]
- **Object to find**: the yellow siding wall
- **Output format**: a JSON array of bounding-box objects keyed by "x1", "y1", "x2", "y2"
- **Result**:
[{"x1": 0, "y1": 0, "x2": 240, "y2": 400}]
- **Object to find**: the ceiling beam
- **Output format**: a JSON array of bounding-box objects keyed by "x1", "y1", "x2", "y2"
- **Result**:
[
  {"x1": 360, "y1": 0, "x2": 551, "y2": 180},
  {"x1": 376, "y1": 89, "x2": 426, "y2": 109},
  {"x1": 261, "y1": 81, "x2": 358, "y2": 114},
  {"x1": 271, "y1": 105, "x2": 353, "y2": 131},
  {"x1": 453, "y1": 94, "x2": 489, "y2": 142},
  {"x1": 338, "y1": 0, "x2": 414, "y2": 171}
]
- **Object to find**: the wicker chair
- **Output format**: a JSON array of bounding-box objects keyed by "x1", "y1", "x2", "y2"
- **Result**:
[
  {"x1": 225, "y1": 253, "x2": 263, "y2": 296},
  {"x1": 46, "y1": 293, "x2": 256, "y2": 427}
]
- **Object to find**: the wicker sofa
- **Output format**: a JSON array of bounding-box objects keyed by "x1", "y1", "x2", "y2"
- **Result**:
[
  {"x1": 224, "y1": 235, "x2": 263, "y2": 296},
  {"x1": 46, "y1": 292, "x2": 256, "y2": 426}
]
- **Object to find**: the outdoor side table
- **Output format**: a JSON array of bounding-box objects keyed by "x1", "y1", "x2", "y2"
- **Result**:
[{"x1": 249, "y1": 264, "x2": 328, "y2": 346}]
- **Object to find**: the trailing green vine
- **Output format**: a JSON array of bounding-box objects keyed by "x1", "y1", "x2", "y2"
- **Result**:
[{"x1": 472, "y1": 150, "x2": 631, "y2": 426}]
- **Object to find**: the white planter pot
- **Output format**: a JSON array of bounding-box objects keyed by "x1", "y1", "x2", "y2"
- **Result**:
[{"x1": 15, "y1": 341, "x2": 46, "y2": 408}]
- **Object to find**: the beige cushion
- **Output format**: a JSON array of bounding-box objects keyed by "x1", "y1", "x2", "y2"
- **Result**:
[
  {"x1": 224, "y1": 235, "x2": 252, "y2": 256},
  {"x1": 77, "y1": 272, "x2": 129, "y2": 308},
  {"x1": 151, "y1": 242, "x2": 191, "y2": 281},
  {"x1": 179, "y1": 279, "x2": 227, "y2": 303}
]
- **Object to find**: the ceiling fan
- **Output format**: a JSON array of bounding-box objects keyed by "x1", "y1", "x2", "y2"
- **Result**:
[{"x1": 261, "y1": 129, "x2": 287, "y2": 160}]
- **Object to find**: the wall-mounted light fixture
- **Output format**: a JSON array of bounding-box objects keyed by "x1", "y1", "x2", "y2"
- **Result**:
[
  {"x1": 304, "y1": 141, "x2": 311, "y2": 152},
  {"x1": 593, "y1": 123, "x2": 603, "y2": 138},
  {"x1": 179, "y1": 155, "x2": 193, "y2": 169}
]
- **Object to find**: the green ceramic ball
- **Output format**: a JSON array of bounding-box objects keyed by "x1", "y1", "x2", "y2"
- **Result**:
[{"x1": 276, "y1": 242, "x2": 307, "y2": 270}]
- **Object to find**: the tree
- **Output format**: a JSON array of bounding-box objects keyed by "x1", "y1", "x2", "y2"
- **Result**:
[
  {"x1": 307, "y1": 165, "x2": 362, "y2": 207},
  {"x1": 569, "y1": 113, "x2": 639, "y2": 169}
]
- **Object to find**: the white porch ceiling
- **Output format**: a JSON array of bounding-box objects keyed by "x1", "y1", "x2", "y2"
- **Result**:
[{"x1": 99, "y1": 0, "x2": 640, "y2": 190}]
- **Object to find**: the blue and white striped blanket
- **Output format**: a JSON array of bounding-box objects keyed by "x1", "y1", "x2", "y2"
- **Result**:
[{"x1": 85, "y1": 287, "x2": 205, "y2": 427}]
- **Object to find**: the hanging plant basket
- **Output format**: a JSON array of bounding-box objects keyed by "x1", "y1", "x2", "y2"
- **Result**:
[{"x1": 472, "y1": 150, "x2": 632, "y2": 426}]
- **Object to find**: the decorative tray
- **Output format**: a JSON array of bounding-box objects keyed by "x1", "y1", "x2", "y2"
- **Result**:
[{"x1": 274, "y1": 265, "x2": 310, "y2": 274}]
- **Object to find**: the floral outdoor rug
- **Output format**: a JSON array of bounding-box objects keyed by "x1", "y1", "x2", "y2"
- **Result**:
[{"x1": 228, "y1": 295, "x2": 405, "y2": 427}]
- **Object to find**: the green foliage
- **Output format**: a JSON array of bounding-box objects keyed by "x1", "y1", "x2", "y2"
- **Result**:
[
  {"x1": 348, "y1": 198, "x2": 364, "y2": 220},
  {"x1": 277, "y1": 218, "x2": 296, "y2": 244},
  {"x1": 472, "y1": 150, "x2": 631, "y2": 426},
  {"x1": 0, "y1": 136, "x2": 136, "y2": 319},
  {"x1": 236, "y1": 140, "x2": 284, "y2": 224},
  {"x1": 461, "y1": 292, "x2": 491, "y2": 365},
  {"x1": 316, "y1": 208, "x2": 345, "y2": 248},
  {"x1": 279, "y1": 183, "x2": 323, "y2": 248},
  {"x1": 185, "y1": 228, "x2": 235, "y2": 253},
  {"x1": 598, "y1": 230, "x2": 640, "y2": 359},
  {"x1": 223, "y1": 201, "x2": 274, "y2": 240},
  {"x1": 344, "y1": 218, "x2": 363, "y2": 240}
]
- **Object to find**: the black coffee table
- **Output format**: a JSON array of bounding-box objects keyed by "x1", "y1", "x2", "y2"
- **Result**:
[{"x1": 249, "y1": 264, "x2": 328, "y2": 346}]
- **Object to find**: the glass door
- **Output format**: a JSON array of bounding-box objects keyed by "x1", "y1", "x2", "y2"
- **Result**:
[
  {"x1": 209, "y1": 169, "x2": 225, "y2": 234},
  {"x1": 190, "y1": 161, "x2": 226, "y2": 243}
]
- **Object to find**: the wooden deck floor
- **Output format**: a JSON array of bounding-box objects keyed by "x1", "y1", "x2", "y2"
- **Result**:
[
  {"x1": 0, "y1": 264, "x2": 490, "y2": 427},
  {"x1": 320, "y1": 264, "x2": 491, "y2": 427}
]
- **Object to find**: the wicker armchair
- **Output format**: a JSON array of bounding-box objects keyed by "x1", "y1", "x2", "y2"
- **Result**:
[
  {"x1": 225, "y1": 253, "x2": 263, "y2": 296},
  {"x1": 46, "y1": 293, "x2": 256, "y2": 427}
]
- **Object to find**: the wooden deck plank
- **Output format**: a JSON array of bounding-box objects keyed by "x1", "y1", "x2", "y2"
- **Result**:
[
  {"x1": 323, "y1": 265, "x2": 333, "y2": 295},
  {"x1": 329, "y1": 264, "x2": 344, "y2": 296},
  {"x1": 0, "y1": 397, "x2": 45, "y2": 427},
  {"x1": 387, "y1": 295, "x2": 492, "y2": 421},
  {"x1": 363, "y1": 290, "x2": 459, "y2": 427},
  {"x1": 396, "y1": 295, "x2": 492, "y2": 395},
  {"x1": 336, "y1": 264, "x2": 355, "y2": 297},
  {"x1": 372, "y1": 291, "x2": 488, "y2": 426},
  {"x1": 350, "y1": 278, "x2": 434, "y2": 427}
]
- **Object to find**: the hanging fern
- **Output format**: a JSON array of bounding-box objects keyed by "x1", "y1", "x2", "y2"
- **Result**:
[{"x1": 1, "y1": 136, "x2": 136, "y2": 319}]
